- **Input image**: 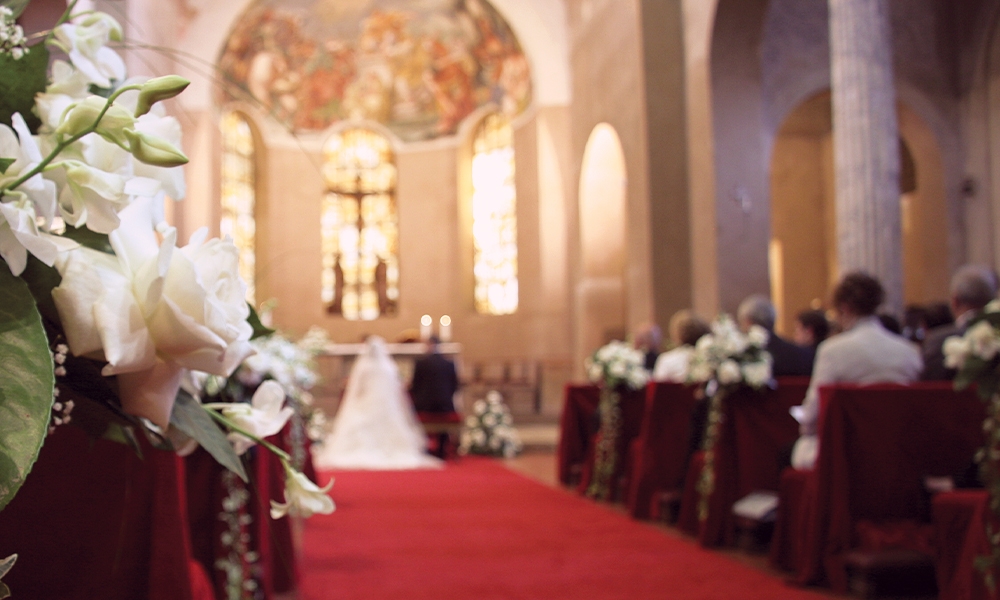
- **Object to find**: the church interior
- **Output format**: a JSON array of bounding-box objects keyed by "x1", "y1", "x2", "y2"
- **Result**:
[{"x1": 6, "y1": 0, "x2": 1000, "y2": 598}]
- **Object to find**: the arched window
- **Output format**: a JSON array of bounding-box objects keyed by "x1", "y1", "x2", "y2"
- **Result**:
[
  {"x1": 321, "y1": 128, "x2": 399, "y2": 320},
  {"x1": 219, "y1": 111, "x2": 258, "y2": 304},
  {"x1": 471, "y1": 113, "x2": 518, "y2": 315}
]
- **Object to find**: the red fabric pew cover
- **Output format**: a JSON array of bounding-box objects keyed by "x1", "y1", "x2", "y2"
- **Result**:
[
  {"x1": 776, "y1": 382, "x2": 984, "y2": 592},
  {"x1": 187, "y1": 427, "x2": 302, "y2": 599},
  {"x1": 0, "y1": 425, "x2": 211, "y2": 600},
  {"x1": 626, "y1": 382, "x2": 700, "y2": 519},
  {"x1": 933, "y1": 489, "x2": 998, "y2": 600},
  {"x1": 675, "y1": 378, "x2": 810, "y2": 545},
  {"x1": 557, "y1": 384, "x2": 600, "y2": 485}
]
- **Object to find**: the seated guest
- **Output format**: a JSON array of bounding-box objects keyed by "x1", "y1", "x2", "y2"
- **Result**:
[
  {"x1": 922, "y1": 265, "x2": 999, "y2": 380},
  {"x1": 793, "y1": 309, "x2": 830, "y2": 349},
  {"x1": 737, "y1": 294, "x2": 814, "y2": 377},
  {"x1": 877, "y1": 312, "x2": 904, "y2": 336},
  {"x1": 653, "y1": 311, "x2": 711, "y2": 382},
  {"x1": 924, "y1": 301, "x2": 955, "y2": 330},
  {"x1": 902, "y1": 304, "x2": 928, "y2": 344},
  {"x1": 633, "y1": 323, "x2": 663, "y2": 372},
  {"x1": 790, "y1": 272, "x2": 923, "y2": 468}
]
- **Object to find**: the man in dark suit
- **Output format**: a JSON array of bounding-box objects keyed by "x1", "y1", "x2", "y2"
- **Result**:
[
  {"x1": 737, "y1": 294, "x2": 815, "y2": 377},
  {"x1": 922, "y1": 265, "x2": 998, "y2": 380},
  {"x1": 410, "y1": 336, "x2": 459, "y2": 413}
]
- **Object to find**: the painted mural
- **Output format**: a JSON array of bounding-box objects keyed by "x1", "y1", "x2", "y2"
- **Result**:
[{"x1": 217, "y1": 0, "x2": 532, "y2": 141}]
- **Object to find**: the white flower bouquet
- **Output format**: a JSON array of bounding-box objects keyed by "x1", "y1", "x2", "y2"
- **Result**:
[
  {"x1": 686, "y1": 315, "x2": 773, "y2": 390},
  {"x1": 685, "y1": 315, "x2": 773, "y2": 522},
  {"x1": 0, "y1": 2, "x2": 330, "y2": 525},
  {"x1": 586, "y1": 340, "x2": 649, "y2": 391},
  {"x1": 459, "y1": 390, "x2": 523, "y2": 458}
]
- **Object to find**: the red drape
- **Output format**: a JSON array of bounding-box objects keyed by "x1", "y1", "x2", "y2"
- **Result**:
[
  {"x1": 933, "y1": 489, "x2": 998, "y2": 600},
  {"x1": 626, "y1": 382, "x2": 700, "y2": 519},
  {"x1": 0, "y1": 425, "x2": 210, "y2": 600},
  {"x1": 575, "y1": 386, "x2": 647, "y2": 499},
  {"x1": 675, "y1": 378, "x2": 810, "y2": 545},
  {"x1": 556, "y1": 384, "x2": 600, "y2": 485},
  {"x1": 774, "y1": 382, "x2": 984, "y2": 591}
]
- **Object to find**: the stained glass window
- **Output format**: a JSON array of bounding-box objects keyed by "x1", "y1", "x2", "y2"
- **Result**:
[
  {"x1": 220, "y1": 111, "x2": 258, "y2": 304},
  {"x1": 321, "y1": 128, "x2": 399, "y2": 320},
  {"x1": 471, "y1": 113, "x2": 518, "y2": 315}
]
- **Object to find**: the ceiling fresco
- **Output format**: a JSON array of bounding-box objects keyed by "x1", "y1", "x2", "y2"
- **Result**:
[{"x1": 217, "y1": 0, "x2": 533, "y2": 141}]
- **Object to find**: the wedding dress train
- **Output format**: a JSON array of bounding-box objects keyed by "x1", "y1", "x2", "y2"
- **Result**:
[{"x1": 312, "y1": 336, "x2": 442, "y2": 470}]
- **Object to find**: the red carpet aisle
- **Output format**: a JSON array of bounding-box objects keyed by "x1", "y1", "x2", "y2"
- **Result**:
[{"x1": 301, "y1": 459, "x2": 830, "y2": 600}]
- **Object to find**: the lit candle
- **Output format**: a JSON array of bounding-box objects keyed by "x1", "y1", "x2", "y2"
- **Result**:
[
  {"x1": 420, "y1": 314, "x2": 432, "y2": 341},
  {"x1": 439, "y1": 315, "x2": 452, "y2": 342}
]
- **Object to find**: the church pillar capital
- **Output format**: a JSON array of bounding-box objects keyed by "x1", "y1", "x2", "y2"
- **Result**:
[{"x1": 829, "y1": 0, "x2": 903, "y2": 313}]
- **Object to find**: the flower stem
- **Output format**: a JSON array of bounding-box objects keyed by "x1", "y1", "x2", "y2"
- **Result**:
[
  {"x1": 1, "y1": 83, "x2": 143, "y2": 194},
  {"x1": 204, "y1": 405, "x2": 292, "y2": 462}
]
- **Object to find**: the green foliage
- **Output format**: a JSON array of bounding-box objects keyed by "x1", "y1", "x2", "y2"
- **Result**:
[
  {"x1": 170, "y1": 390, "x2": 248, "y2": 482},
  {"x1": 0, "y1": 44, "x2": 48, "y2": 133},
  {"x1": 0, "y1": 552, "x2": 14, "y2": 599},
  {"x1": 60, "y1": 225, "x2": 114, "y2": 254},
  {"x1": 0, "y1": 158, "x2": 13, "y2": 175},
  {"x1": 0, "y1": 264, "x2": 55, "y2": 512},
  {"x1": 248, "y1": 303, "x2": 275, "y2": 341}
]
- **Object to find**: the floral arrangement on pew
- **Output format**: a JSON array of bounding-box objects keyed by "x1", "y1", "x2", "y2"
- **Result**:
[
  {"x1": 945, "y1": 299, "x2": 1000, "y2": 589},
  {"x1": 459, "y1": 390, "x2": 523, "y2": 458},
  {"x1": 686, "y1": 315, "x2": 773, "y2": 522},
  {"x1": 584, "y1": 340, "x2": 650, "y2": 500},
  {"x1": 0, "y1": 4, "x2": 332, "y2": 590}
]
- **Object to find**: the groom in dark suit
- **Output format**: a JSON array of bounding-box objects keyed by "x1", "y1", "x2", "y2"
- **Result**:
[
  {"x1": 410, "y1": 336, "x2": 459, "y2": 413},
  {"x1": 410, "y1": 336, "x2": 460, "y2": 457},
  {"x1": 737, "y1": 294, "x2": 815, "y2": 377}
]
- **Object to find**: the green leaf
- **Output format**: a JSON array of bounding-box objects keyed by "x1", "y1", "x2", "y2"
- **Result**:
[
  {"x1": 0, "y1": 554, "x2": 15, "y2": 581},
  {"x1": 0, "y1": 263, "x2": 55, "y2": 512},
  {"x1": 20, "y1": 255, "x2": 62, "y2": 326},
  {"x1": 0, "y1": 158, "x2": 13, "y2": 175},
  {"x1": 60, "y1": 225, "x2": 113, "y2": 254},
  {"x1": 247, "y1": 303, "x2": 274, "y2": 341},
  {"x1": 169, "y1": 390, "x2": 247, "y2": 482},
  {"x1": 0, "y1": 44, "x2": 48, "y2": 133}
]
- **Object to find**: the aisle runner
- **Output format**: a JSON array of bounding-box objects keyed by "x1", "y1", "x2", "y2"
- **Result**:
[{"x1": 302, "y1": 459, "x2": 827, "y2": 600}]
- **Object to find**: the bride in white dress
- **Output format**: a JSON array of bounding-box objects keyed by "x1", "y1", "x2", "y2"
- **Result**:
[{"x1": 313, "y1": 336, "x2": 442, "y2": 470}]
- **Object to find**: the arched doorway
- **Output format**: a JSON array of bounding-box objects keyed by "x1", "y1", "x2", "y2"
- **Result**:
[
  {"x1": 576, "y1": 124, "x2": 627, "y2": 370},
  {"x1": 769, "y1": 92, "x2": 950, "y2": 333}
]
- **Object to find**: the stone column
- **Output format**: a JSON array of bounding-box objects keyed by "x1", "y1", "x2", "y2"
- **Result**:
[{"x1": 829, "y1": 0, "x2": 903, "y2": 313}]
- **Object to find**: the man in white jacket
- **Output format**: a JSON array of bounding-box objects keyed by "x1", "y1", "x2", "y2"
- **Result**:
[{"x1": 790, "y1": 272, "x2": 923, "y2": 469}]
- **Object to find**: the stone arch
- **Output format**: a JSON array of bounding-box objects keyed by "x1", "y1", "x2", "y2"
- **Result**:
[
  {"x1": 575, "y1": 124, "x2": 627, "y2": 371},
  {"x1": 768, "y1": 91, "x2": 952, "y2": 332}
]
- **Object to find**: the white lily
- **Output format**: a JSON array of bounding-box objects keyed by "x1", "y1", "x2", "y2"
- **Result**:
[
  {"x1": 270, "y1": 467, "x2": 335, "y2": 519},
  {"x1": 205, "y1": 381, "x2": 294, "y2": 456},
  {"x1": 51, "y1": 13, "x2": 125, "y2": 88}
]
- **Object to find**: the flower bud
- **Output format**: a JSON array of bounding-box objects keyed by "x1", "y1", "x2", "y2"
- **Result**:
[
  {"x1": 55, "y1": 96, "x2": 135, "y2": 145},
  {"x1": 124, "y1": 129, "x2": 189, "y2": 167},
  {"x1": 134, "y1": 76, "x2": 190, "y2": 117}
]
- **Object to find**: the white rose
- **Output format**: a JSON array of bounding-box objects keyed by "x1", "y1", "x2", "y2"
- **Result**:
[
  {"x1": 482, "y1": 413, "x2": 498, "y2": 427},
  {"x1": 270, "y1": 467, "x2": 334, "y2": 519},
  {"x1": 609, "y1": 360, "x2": 628, "y2": 379},
  {"x1": 473, "y1": 400, "x2": 487, "y2": 414},
  {"x1": 206, "y1": 381, "x2": 294, "y2": 456},
  {"x1": 465, "y1": 416, "x2": 478, "y2": 428},
  {"x1": 747, "y1": 325, "x2": 770, "y2": 348},
  {"x1": 627, "y1": 368, "x2": 649, "y2": 390},
  {"x1": 742, "y1": 361, "x2": 772, "y2": 388},
  {"x1": 943, "y1": 335, "x2": 972, "y2": 369},
  {"x1": 586, "y1": 361, "x2": 604, "y2": 382},
  {"x1": 486, "y1": 390, "x2": 502, "y2": 404},
  {"x1": 688, "y1": 360, "x2": 713, "y2": 383},
  {"x1": 986, "y1": 300, "x2": 1000, "y2": 314},
  {"x1": 967, "y1": 321, "x2": 1000, "y2": 361},
  {"x1": 717, "y1": 360, "x2": 742, "y2": 386},
  {"x1": 51, "y1": 197, "x2": 254, "y2": 428}
]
